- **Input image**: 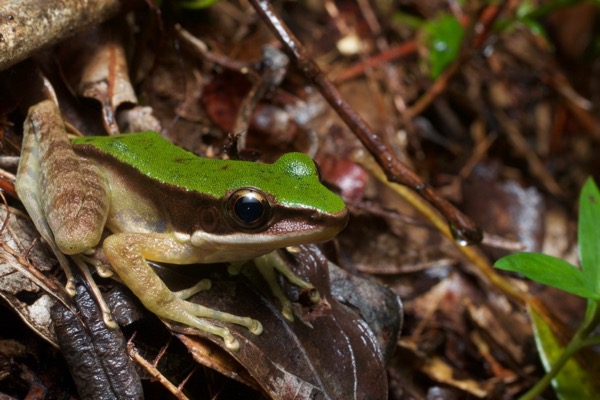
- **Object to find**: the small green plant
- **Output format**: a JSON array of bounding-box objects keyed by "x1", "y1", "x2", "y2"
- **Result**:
[
  {"x1": 495, "y1": 178, "x2": 600, "y2": 399},
  {"x1": 393, "y1": 12, "x2": 464, "y2": 79},
  {"x1": 393, "y1": 1, "x2": 600, "y2": 79},
  {"x1": 497, "y1": 0, "x2": 600, "y2": 43},
  {"x1": 421, "y1": 14, "x2": 464, "y2": 79}
]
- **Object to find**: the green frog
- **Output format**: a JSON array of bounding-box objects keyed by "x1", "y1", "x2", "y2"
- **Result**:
[{"x1": 16, "y1": 100, "x2": 348, "y2": 350}]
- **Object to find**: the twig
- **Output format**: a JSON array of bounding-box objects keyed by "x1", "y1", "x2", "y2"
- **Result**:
[
  {"x1": 407, "y1": 60, "x2": 461, "y2": 118},
  {"x1": 249, "y1": 0, "x2": 481, "y2": 244},
  {"x1": 174, "y1": 24, "x2": 254, "y2": 75},
  {"x1": 232, "y1": 45, "x2": 289, "y2": 150},
  {"x1": 548, "y1": 72, "x2": 600, "y2": 143},
  {"x1": 127, "y1": 337, "x2": 190, "y2": 400},
  {"x1": 358, "y1": 153, "x2": 566, "y2": 345},
  {"x1": 333, "y1": 40, "x2": 417, "y2": 84},
  {"x1": 494, "y1": 109, "x2": 562, "y2": 196}
]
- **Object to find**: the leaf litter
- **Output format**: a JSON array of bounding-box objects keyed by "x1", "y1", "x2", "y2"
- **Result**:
[{"x1": 1, "y1": 1, "x2": 599, "y2": 399}]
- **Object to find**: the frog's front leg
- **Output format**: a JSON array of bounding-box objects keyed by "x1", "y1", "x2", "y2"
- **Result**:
[
  {"x1": 103, "y1": 232, "x2": 263, "y2": 351},
  {"x1": 254, "y1": 251, "x2": 320, "y2": 321}
]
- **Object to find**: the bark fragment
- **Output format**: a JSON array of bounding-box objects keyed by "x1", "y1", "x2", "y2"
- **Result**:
[{"x1": 0, "y1": 0, "x2": 126, "y2": 71}]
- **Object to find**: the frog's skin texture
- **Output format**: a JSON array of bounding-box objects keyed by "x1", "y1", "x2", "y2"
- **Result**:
[{"x1": 16, "y1": 100, "x2": 348, "y2": 350}]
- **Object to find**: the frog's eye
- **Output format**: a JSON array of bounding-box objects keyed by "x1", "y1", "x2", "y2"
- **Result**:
[{"x1": 227, "y1": 188, "x2": 270, "y2": 229}]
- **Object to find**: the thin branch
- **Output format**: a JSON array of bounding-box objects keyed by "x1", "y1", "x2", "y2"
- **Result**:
[
  {"x1": 127, "y1": 337, "x2": 190, "y2": 400},
  {"x1": 248, "y1": 0, "x2": 481, "y2": 244}
]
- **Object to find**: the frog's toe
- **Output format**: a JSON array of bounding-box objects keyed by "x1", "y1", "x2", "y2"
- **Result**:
[
  {"x1": 249, "y1": 320, "x2": 263, "y2": 335},
  {"x1": 102, "y1": 312, "x2": 119, "y2": 329},
  {"x1": 179, "y1": 300, "x2": 264, "y2": 339},
  {"x1": 174, "y1": 279, "x2": 211, "y2": 299},
  {"x1": 227, "y1": 262, "x2": 245, "y2": 276},
  {"x1": 65, "y1": 279, "x2": 77, "y2": 297},
  {"x1": 221, "y1": 314, "x2": 263, "y2": 335},
  {"x1": 281, "y1": 302, "x2": 294, "y2": 322},
  {"x1": 307, "y1": 288, "x2": 320, "y2": 303},
  {"x1": 96, "y1": 265, "x2": 114, "y2": 278},
  {"x1": 223, "y1": 332, "x2": 240, "y2": 351}
]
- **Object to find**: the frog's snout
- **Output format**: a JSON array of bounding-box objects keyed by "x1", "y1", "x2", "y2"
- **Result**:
[{"x1": 310, "y1": 207, "x2": 349, "y2": 234}]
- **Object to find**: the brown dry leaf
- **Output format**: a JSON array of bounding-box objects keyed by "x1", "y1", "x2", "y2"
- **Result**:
[
  {"x1": 399, "y1": 271, "x2": 533, "y2": 396},
  {"x1": 52, "y1": 282, "x2": 144, "y2": 399},
  {"x1": 59, "y1": 21, "x2": 137, "y2": 134},
  {"x1": 547, "y1": 3, "x2": 597, "y2": 60},
  {"x1": 177, "y1": 335, "x2": 261, "y2": 390},
  {"x1": 201, "y1": 70, "x2": 252, "y2": 133},
  {"x1": 420, "y1": 356, "x2": 488, "y2": 398},
  {"x1": 0, "y1": 207, "x2": 59, "y2": 345},
  {"x1": 462, "y1": 162, "x2": 545, "y2": 259},
  {"x1": 117, "y1": 105, "x2": 162, "y2": 133},
  {"x1": 465, "y1": 298, "x2": 524, "y2": 365},
  {"x1": 167, "y1": 245, "x2": 399, "y2": 400}
]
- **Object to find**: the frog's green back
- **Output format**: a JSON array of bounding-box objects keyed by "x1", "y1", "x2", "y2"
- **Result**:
[{"x1": 72, "y1": 132, "x2": 345, "y2": 214}]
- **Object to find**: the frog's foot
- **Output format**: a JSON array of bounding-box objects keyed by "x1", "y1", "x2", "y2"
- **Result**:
[
  {"x1": 254, "y1": 251, "x2": 320, "y2": 321},
  {"x1": 77, "y1": 254, "x2": 114, "y2": 278},
  {"x1": 65, "y1": 276, "x2": 77, "y2": 297},
  {"x1": 103, "y1": 232, "x2": 264, "y2": 350},
  {"x1": 161, "y1": 298, "x2": 263, "y2": 351},
  {"x1": 173, "y1": 279, "x2": 211, "y2": 299},
  {"x1": 255, "y1": 259, "x2": 295, "y2": 321},
  {"x1": 72, "y1": 255, "x2": 118, "y2": 329}
]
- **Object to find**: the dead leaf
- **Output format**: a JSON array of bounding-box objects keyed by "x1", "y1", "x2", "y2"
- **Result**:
[
  {"x1": 59, "y1": 20, "x2": 137, "y2": 134},
  {"x1": 168, "y1": 245, "x2": 394, "y2": 400},
  {"x1": 0, "y1": 206, "x2": 60, "y2": 345}
]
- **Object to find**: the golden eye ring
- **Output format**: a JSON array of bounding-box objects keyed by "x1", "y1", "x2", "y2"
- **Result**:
[{"x1": 226, "y1": 188, "x2": 271, "y2": 229}]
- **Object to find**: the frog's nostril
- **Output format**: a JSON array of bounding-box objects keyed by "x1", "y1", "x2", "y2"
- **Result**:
[{"x1": 310, "y1": 211, "x2": 326, "y2": 222}]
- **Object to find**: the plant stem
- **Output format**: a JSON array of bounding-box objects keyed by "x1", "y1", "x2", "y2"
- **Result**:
[
  {"x1": 518, "y1": 329, "x2": 594, "y2": 400},
  {"x1": 580, "y1": 335, "x2": 600, "y2": 347}
]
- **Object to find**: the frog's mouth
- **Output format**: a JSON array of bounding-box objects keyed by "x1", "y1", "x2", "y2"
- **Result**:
[
  {"x1": 189, "y1": 207, "x2": 348, "y2": 263},
  {"x1": 259, "y1": 207, "x2": 349, "y2": 243}
]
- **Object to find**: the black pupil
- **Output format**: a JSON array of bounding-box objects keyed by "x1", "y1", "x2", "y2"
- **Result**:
[{"x1": 234, "y1": 194, "x2": 264, "y2": 224}]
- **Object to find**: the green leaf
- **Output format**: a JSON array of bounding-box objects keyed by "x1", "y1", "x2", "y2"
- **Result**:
[
  {"x1": 579, "y1": 178, "x2": 600, "y2": 295},
  {"x1": 519, "y1": 18, "x2": 547, "y2": 38},
  {"x1": 529, "y1": 305, "x2": 599, "y2": 399},
  {"x1": 421, "y1": 15, "x2": 464, "y2": 78},
  {"x1": 495, "y1": 253, "x2": 598, "y2": 299}
]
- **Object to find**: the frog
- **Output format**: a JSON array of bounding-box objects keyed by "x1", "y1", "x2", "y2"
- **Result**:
[{"x1": 16, "y1": 100, "x2": 348, "y2": 350}]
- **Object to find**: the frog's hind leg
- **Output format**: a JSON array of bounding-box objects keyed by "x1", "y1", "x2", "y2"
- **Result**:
[
  {"x1": 15, "y1": 102, "x2": 78, "y2": 295},
  {"x1": 103, "y1": 232, "x2": 263, "y2": 351},
  {"x1": 25, "y1": 101, "x2": 110, "y2": 255}
]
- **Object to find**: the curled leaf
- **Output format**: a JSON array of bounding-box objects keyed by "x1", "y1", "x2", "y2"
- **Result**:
[{"x1": 529, "y1": 305, "x2": 599, "y2": 399}]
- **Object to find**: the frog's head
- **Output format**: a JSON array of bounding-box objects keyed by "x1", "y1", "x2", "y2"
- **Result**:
[{"x1": 189, "y1": 153, "x2": 348, "y2": 261}]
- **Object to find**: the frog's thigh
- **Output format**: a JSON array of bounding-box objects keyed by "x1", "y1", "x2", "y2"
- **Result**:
[
  {"x1": 19, "y1": 100, "x2": 110, "y2": 255},
  {"x1": 15, "y1": 124, "x2": 78, "y2": 294},
  {"x1": 102, "y1": 233, "x2": 263, "y2": 350}
]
